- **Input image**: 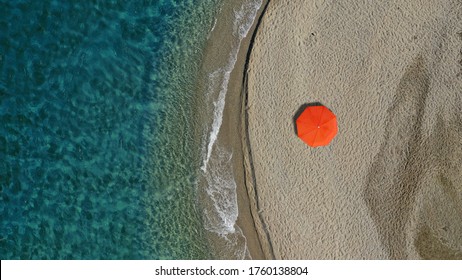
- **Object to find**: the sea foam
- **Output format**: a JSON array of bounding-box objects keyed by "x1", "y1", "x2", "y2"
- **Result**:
[
  {"x1": 201, "y1": 0, "x2": 262, "y2": 173},
  {"x1": 203, "y1": 148, "x2": 238, "y2": 235},
  {"x1": 199, "y1": 0, "x2": 262, "y2": 259}
]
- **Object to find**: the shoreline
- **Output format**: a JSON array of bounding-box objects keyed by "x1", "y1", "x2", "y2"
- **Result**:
[
  {"x1": 193, "y1": 0, "x2": 271, "y2": 259},
  {"x1": 218, "y1": 0, "x2": 272, "y2": 259}
]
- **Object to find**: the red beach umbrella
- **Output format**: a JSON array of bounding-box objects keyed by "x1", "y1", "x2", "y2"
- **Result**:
[{"x1": 296, "y1": 105, "x2": 338, "y2": 147}]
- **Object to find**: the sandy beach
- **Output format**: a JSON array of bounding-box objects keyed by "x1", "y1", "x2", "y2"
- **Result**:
[{"x1": 238, "y1": 0, "x2": 462, "y2": 259}]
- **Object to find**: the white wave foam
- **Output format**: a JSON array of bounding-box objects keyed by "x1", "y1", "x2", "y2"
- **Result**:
[
  {"x1": 201, "y1": 0, "x2": 262, "y2": 172},
  {"x1": 199, "y1": 0, "x2": 262, "y2": 260},
  {"x1": 211, "y1": 18, "x2": 218, "y2": 33},
  {"x1": 233, "y1": 0, "x2": 263, "y2": 39},
  {"x1": 203, "y1": 148, "x2": 238, "y2": 235}
]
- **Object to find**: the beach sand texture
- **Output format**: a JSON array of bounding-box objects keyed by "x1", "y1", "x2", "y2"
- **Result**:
[{"x1": 244, "y1": 0, "x2": 462, "y2": 259}]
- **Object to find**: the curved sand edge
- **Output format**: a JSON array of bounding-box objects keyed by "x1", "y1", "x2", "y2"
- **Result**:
[{"x1": 238, "y1": 0, "x2": 275, "y2": 259}]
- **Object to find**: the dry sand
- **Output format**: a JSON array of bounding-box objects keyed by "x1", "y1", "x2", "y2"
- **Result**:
[{"x1": 242, "y1": 0, "x2": 462, "y2": 259}]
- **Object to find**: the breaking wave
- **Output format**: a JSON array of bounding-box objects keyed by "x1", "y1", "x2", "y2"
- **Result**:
[
  {"x1": 201, "y1": 0, "x2": 262, "y2": 173},
  {"x1": 198, "y1": 0, "x2": 262, "y2": 259}
]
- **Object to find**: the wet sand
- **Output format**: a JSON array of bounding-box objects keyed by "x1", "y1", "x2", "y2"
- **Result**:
[
  {"x1": 239, "y1": 0, "x2": 462, "y2": 259},
  {"x1": 220, "y1": 0, "x2": 270, "y2": 260},
  {"x1": 197, "y1": 0, "x2": 270, "y2": 259}
]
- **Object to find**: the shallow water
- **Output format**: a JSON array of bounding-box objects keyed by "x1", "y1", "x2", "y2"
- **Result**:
[
  {"x1": 0, "y1": 0, "x2": 264, "y2": 259},
  {"x1": 0, "y1": 0, "x2": 220, "y2": 259}
]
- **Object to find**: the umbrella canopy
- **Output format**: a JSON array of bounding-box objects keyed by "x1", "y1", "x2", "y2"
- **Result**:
[{"x1": 296, "y1": 105, "x2": 338, "y2": 147}]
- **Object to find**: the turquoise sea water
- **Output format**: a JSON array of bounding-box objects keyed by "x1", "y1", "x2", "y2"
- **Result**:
[{"x1": 0, "y1": 0, "x2": 221, "y2": 259}]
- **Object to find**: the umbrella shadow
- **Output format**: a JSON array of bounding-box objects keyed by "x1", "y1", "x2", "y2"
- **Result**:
[{"x1": 292, "y1": 102, "x2": 324, "y2": 135}]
